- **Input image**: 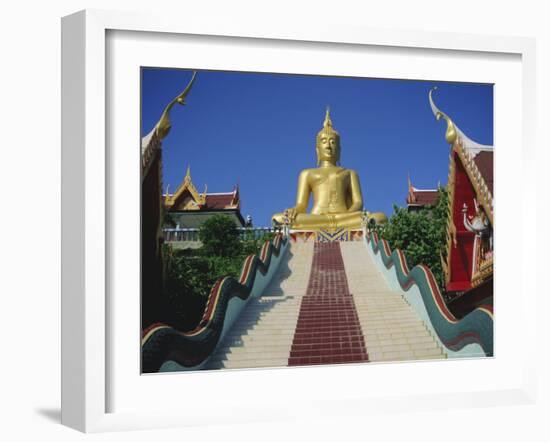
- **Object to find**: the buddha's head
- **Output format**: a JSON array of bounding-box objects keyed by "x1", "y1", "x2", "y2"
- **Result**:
[{"x1": 316, "y1": 108, "x2": 341, "y2": 165}]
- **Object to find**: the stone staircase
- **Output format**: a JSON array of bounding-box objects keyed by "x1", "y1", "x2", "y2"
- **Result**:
[
  {"x1": 340, "y1": 241, "x2": 445, "y2": 362},
  {"x1": 207, "y1": 242, "x2": 313, "y2": 369},
  {"x1": 206, "y1": 240, "x2": 444, "y2": 370}
]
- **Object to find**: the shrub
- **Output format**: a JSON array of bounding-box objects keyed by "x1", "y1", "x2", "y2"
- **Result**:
[
  {"x1": 380, "y1": 187, "x2": 448, "y2": 291},
  {"x1": 159, "y1": 225, "x2": 276, "y2": 331},
  {"x1": 198, "y1": 214, "x2": 242, "y2": 257}
]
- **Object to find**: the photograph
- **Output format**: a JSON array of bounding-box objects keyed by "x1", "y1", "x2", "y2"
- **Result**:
[{"x1": 140, "y1": 68, "x2": 494, "y2": 374}]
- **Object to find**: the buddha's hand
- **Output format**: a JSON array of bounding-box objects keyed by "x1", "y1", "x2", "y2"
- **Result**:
[{"x1": 284, "y1": 208, "x2": 298, "y2": 224}]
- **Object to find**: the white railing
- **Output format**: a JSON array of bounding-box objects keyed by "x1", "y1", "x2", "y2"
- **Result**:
[{"x1": 163, "y1": 227, "x2": 276, "y2": 243}]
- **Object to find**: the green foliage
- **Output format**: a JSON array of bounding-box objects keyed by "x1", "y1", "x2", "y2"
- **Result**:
[
  {"x1": 241, "y1": 231, "x2": 276, "y2": 256},
  {"x1": 160, "y1": 220, "x2": 276, "y2": 331},
  {"x1": 161, "y1": 247, "x2": 246, "y2": 331},
  {"x1": 198, "y1": 214, "x2": 242, "y2": 257},
  {"x1": 379, "y1": 187, "x2": 449, "y2": 290}
]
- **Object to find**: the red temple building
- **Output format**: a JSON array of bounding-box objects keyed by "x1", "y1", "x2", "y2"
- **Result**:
[{"x1": 430, "y1": 88, "x2": 493, "y2": 317}]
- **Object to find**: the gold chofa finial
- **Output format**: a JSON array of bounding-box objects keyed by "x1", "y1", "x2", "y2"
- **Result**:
[
  {"x1": 429, "y1": 87, "x2": 457, "y2": 145},
  {"x1": 155, "y1": 71, "x2": 197, "y2": 141},
  {"x1": 185, "y1": 164, "x2": 191, "y2": 179}
]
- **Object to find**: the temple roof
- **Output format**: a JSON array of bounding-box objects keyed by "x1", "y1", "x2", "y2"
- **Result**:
[
  {"x1": 473, "y1": 150, "x2": 493, "y2": 195},
  {"x1": 141, "y1": 128, "x2": 155, "y2": 154},
  {"x1": 406, "y1": 176, "x2": 439, "y2": 207},
  {"x1": 429, "y1": 87, "x2": 493, "y2": 224},
  {"x1": 429, "y1": 87, "x2": 493, "y2": 156},
  {"x1": 141, "y1": 128, "x2": 161, "y2": 179},
  {"x1": 407, "y1": 188, "x2": 439, "y2": 206},
  {"x1": 204, "y1": 192, "x2": 240, "y2": 210},
  {"x1": 164, "y1": 166, "x2": 240, "y2": 212}
]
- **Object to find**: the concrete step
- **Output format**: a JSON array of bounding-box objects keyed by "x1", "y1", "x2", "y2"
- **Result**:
[
  {"x1": 207, "y1": 240, "x2": 448, "y2": 369},
  {"x1": 235, "y1": 319, "x2": 301, "y2": 325},
  {"x1": 206, "y1": 242, "x2": 313, "y2": 369},
  {"x1": 339, "y1": 241, "x2": 446, "y2": 363},
  {"x1": 219, "y1": 344, "x2": 293, "y2": 354},
  {"x1": 209, "y1": 359, "x2": 289, "y2": 369},
  {"x1": 222, "y1": 349, "x2": 292, "y2": 359}
]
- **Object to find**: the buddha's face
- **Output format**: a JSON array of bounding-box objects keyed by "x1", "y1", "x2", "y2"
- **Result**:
[{"x1": 316, "y1": 134, "x2": 340, "y2": 164}]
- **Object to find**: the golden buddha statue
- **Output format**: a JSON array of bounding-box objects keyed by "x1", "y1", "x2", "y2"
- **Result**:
[{"x1": 272, "y1": 108, "x2": 387, "y2": 231}]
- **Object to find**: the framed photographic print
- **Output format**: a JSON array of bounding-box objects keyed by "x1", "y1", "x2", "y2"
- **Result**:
[{"x1": 61, "y1": 9, "x2": 537, "y2": 433}]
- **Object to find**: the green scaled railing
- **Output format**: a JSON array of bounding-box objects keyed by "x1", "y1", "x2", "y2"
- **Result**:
[
  {"x1": 366, "y1": 232, "x2": 493, "y2": 357},
  {"x1": 141, "y1": 234, "x2": 288, "y2": 373}
]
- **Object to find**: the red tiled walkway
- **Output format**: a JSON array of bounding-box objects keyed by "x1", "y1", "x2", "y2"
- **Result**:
[{"x1": 288, "y1": 242, "x2": 369, "y2": 366}]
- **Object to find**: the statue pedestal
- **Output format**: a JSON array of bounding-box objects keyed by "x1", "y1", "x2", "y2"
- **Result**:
[{"x1": 289, "y1": 228, "x2": 364, "y2": 243}]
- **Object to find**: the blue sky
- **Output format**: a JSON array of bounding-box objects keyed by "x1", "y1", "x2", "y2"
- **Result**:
[{"x1": 141, "y1": 68, "x2": 493, "y2": 227}]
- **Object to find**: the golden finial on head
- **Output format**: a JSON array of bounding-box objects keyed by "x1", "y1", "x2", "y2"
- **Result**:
[
  {"x1": 316, "y1": 106, "x2": 340, "y2": 145},
  {"x1": 324, "y1": 106, "x2": 333, "y2": 127}
]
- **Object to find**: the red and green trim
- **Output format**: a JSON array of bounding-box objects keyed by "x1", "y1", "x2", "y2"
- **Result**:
[
  {"x1": 367, "y1": 232, "x2": 493, "y2": 356},
  {"x1": 141, "y1": 233, "x2": 288, "y2": 373}
]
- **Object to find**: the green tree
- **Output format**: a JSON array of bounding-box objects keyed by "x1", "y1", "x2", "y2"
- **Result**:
[
  {"x1": 380, "y1": 187, "x2": 449, "y2": 290},
  {"x1": 198, "y1": 214, "x2": 242, "y2": 257}
]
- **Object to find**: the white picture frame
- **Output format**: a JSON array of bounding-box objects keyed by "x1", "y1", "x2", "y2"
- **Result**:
[{"x1": 61, "y1": 9, "x2": 537, "y2": 433}]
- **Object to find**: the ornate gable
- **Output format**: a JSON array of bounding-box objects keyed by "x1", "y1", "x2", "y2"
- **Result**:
[
  {"x1": 164, "y1": 166, "x2": 206, "y2": 211},
  {"x1": 430, "y1": 88, "x2": 493, "y2": 293},
  {"x1": 164, "y1": 167, "x2": 242, "y2": 214}
]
